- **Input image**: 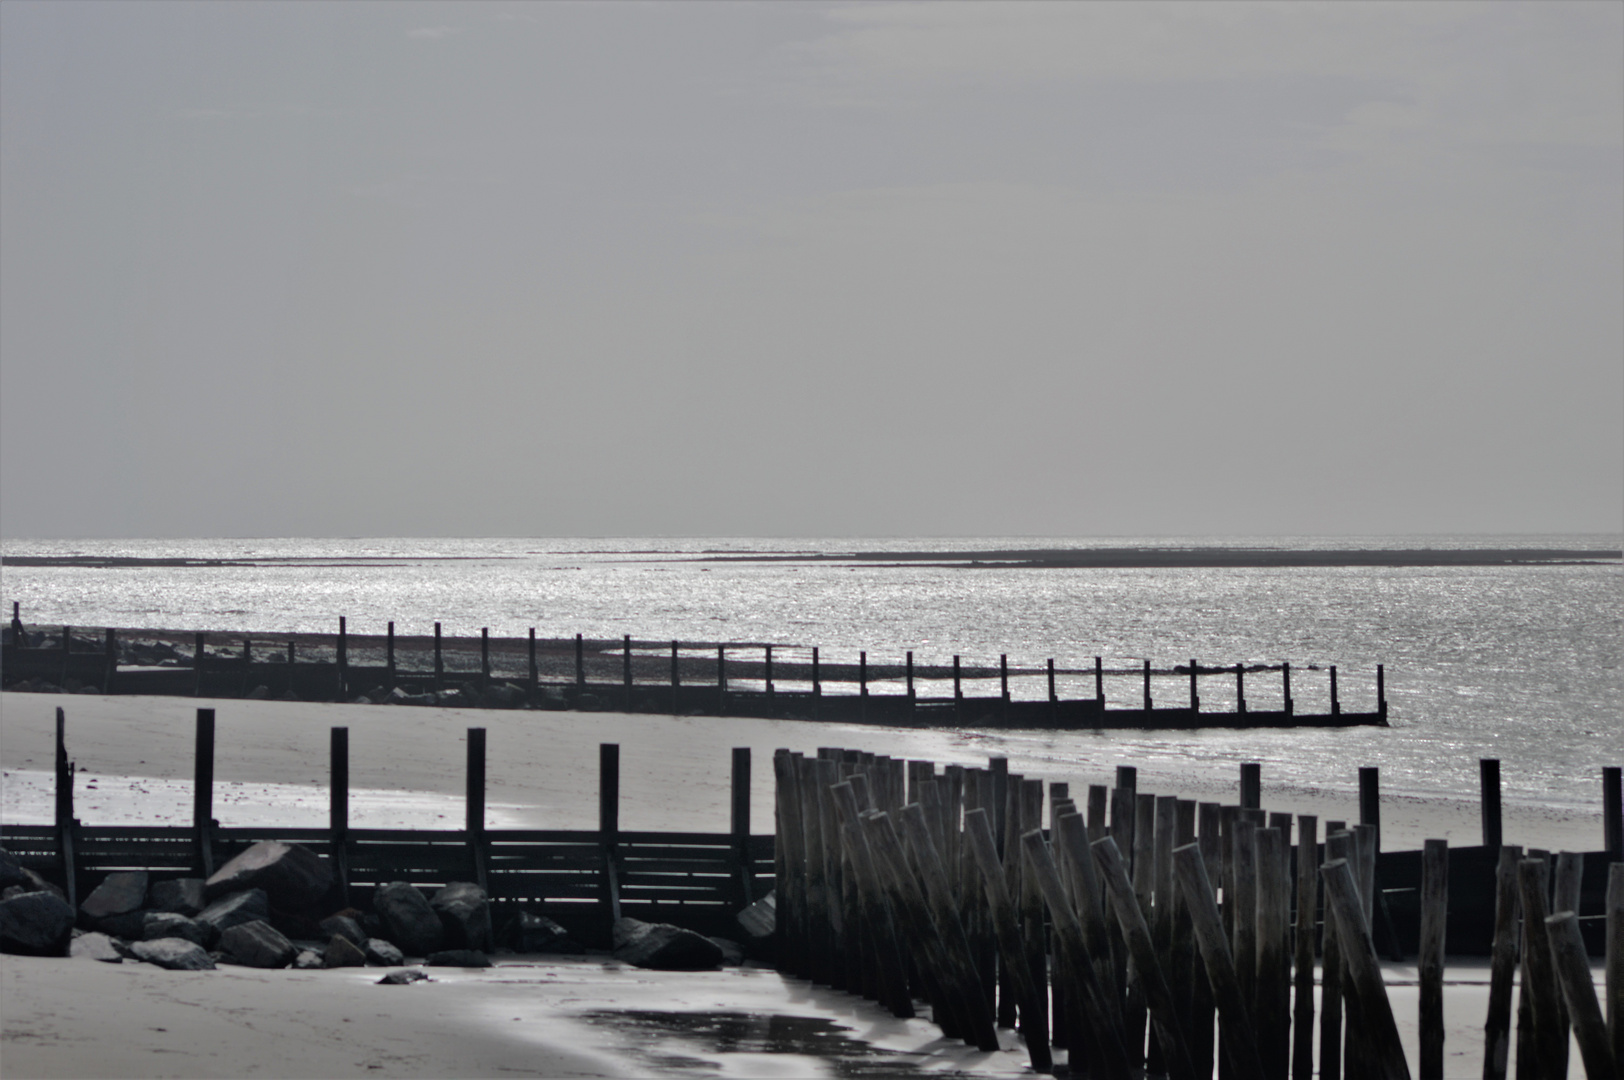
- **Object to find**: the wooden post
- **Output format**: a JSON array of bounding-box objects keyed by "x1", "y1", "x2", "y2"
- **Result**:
[
  {"x1": 1607, "y1": 864, "x2": 1622, "y2": 1070},
  {"x1": 1544, "y1": 912, "x2": 1619, "y2": 1080},
  {"x1": 773, "y1": 751, "x2": 806, "y2": 978},
  {"x1": 1481, "y1": 759, "x2": 1503, "y2": 851},
  {"x1": 1330, "y1": 665, "x2": 1340, "y2": 715},
  {"x1": 1095, "y1": 655, "x2": 1105, "y2": 704},
  {"x1": 905, "y1": 651, "x2": 915, "y2": 712},
  {"x1": 953, "y1": 654, "x2": 962, "y2": 708},
  {"x1": 103, "y1": 627, "x2": 117, "y2": 694},
  {"x1": 731, "y1": 747, "x2": 752, "y2": 906},
  {"x1": 1143, "y1": 658, "x2": 1152, "y2": 710},
  {"x1": 53, "y1": 706, "x2": 78, "y2": 909},
  {"x1": 1019, "y1": 780, "x2": 1051, "y2": 1062},
  {"x1": 1376, "y1": 664, "x2": 1386, "y2": 722},
  {"x1": 387, "y1": 621, "x2": 397, "y2": 686},
  {"x1": 1359, "y1": 767, "x2": 1381, "y2": 852},
  {"x1": 480, "y1": 627, "x2": 490, "y2": 690},
  {"x1": 1483, "y1": 844, "x2": 1523, "y2": 1080},
  {"x1": 717, "y1": 645, "x2": 727, "y2": 713},
  {"x1": 1241, "y1": 762, "x2": 1262, "y2": 810},
  {"x1": 1319, "y1": 858, "x2": 1411, "y2": 1080},
  {"x1": 434, "y1": 622, "x2": 444, "y2": 691},
  {"x1": 528, "y1": 628, "x2": 538, "y2": 691},
  {"x1": 1190, "y1": 659, "x2": 1199, "y2": 711},
  {"x1": 764, "y1": 643, "x2": 774, "y2": 702},
  {"x1": 812, "y1": 646, "x2": 821, "y2": 710},
  {"x1": 467, "y1": 727, "x2": 488, "y2": 891},
  {"x1": 1419, "y1": 839, "x2": 1448, "y2": 1080},
  {"x1": 330, "y1": 726, "x2": 350, "y2": 907},
  {"x1": 1292, "y1": 815, "x2": 1319, "y2": 1080},
  {"x1": 1605, "y1": 766, "x2": 1623, "y2": 860},
  {"x1": 999, "y1": 654, "x2": 1009, "y2": 701},
  {"x1": 337, "y1": 616, "x2": 348, "y2": 699},
  {"x1": 622, "y1": 635, "x2": 632, "y2": 707},
  {"x1": 600, "y1": 743, "x2": 621, "y2": 923},
  {"x1": 1517, "y1": 857, "x2": 1567, "y2": 1076},
  {"x1": 575, "y1": 633, "x2": 584, "y2": 688},
  {"x1": 193, "y1": 707, "x2": 216, "y2": 878},
  {"x1": 1233, "y1": 814, "x2": 1259, "y2": 1025},
  {"x1": 831, "y1": 782, "x2": 914, "y2": 1019},
  {"x1": 1255, "y1": 827, "x2": 1290, "y2": 1080},
  {"x1": 1236, "y1": 663, "x2": 1246, "y2": 714},
  {"x1": 1174, "y1": 841, "x2": 1268, "y2": 1080},
  {"x1": 1283, "y1": 661, "x2": 1294, "y2": 715},
  {"x1": 193, "y1": 631, "x2": 205, "y2": 696}
]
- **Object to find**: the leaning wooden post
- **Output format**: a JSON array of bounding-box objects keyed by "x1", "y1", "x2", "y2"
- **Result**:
[
  {"x1": 1605, "y1": 766, "x2": 1623, "y2": 860},
  {"x1": 1174, "y1": 841, "x2": 1267, "y2": 1080},
  {"x1": 1482, "y1": 843, "x2": 1522, "y2": 1080},
  {"x1": 330, "y1": 726, "x2": 351, "y2": 907},
  {"x1": 193, "y1": 707, "x2": 216, "y2": 878},
  {"x1": 53, "y1": 707, "x2": 78, "y2": 909},
  {"x1": 467, "y1": 727, "x2": 488, "y2": 891},
  {"x1": 599, "y1": 743, "x2": 621, "y2": 924},
  {"x1": 1517, "y1": 855, "x2": 1567, "y2": 1077},
  {"x1": 1606, "y1": 864, "x2": 1622, "y2": 1070},
  {"x1": 831, "y1": 782, "x2": 914, "y2": 1019},
  {"x1": 1292, "y1": 815, "x2": 1319, "y2": 1080},
  {"x1": 1480, "y1": 759, "x2": 1503, "y2": 852},
  {"x1": 731, "y1": 747, "x2": 752, "y2": 907},
  {"x1": 434, "y1": 622, "x2": 444, "y2": 691},
  {"x1": 1321, "y1": 858, "x2": 1411, "y2": 1080},
  {"x1": 1418, "y1": 839, "x2": 1448, "y2": 1080},
  {"x1": 1545, "y1": 912, "x2": 1619, "y2": 1080}
]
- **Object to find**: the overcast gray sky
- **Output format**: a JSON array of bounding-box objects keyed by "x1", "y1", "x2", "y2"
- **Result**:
[{"x1": 2, "y1": 0, "x2": 1620, "y2": 539}]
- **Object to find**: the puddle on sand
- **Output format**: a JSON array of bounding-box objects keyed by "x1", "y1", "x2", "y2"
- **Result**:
[{"x1": 577, "y1": 1010, "x2": 990, "y2": 1078}]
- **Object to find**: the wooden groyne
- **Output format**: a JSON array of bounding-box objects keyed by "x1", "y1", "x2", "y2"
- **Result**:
[
  {"x1": 1, "y1": 607, "x2": 1388, "y2": 730},
  {"x1": 5, "y1": 706, "x2": 1621, "y2": 1076}
]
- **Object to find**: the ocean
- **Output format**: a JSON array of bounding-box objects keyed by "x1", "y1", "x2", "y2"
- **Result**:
[{"x1": 2, "y1": 535, "x2": 1619, "y2": 820}]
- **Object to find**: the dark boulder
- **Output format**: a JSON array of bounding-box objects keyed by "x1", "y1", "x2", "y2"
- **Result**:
[
  {"x1": 79, "y1": 870, "x2": 148, "y2": 921},
  {"x1": 68, "y1": 930, "x2": 124, "y2": 963},
  {"x1": 95, "y1": 911, "x2": 149, "y2": 940},
  {"x1": 430, "y1": 882, "x2": 492, "y2": 952},
  {"x1": 322, "y1": 934, "x2": 367, "y2": 968},
  {"x1": 373, "y1": 882, "x2": 443, "y2": 956},
  {"x1": 131, "y1": 937, "x2": 215, "y2": 970},
  {"x1": 709, "y1": 936, "x2": 746, "y2": 966},
  {"x1": 196, "y1": 888, "x2": 269, "y2": 937},
  {"x1": 425, "y1": 949, "x2": 491, "y2": 967},
  {"x1": 612, "y1": 917, "x2": 724, "y2": 970},
  {"x1": 219, "y1": 919, "x2": 296, "y2": 968},
  {"x1": 0, "y1": 889, "x2": 77, "y2": 955},
  {"x1": 143, "y1": 912, "x2": 211, "y2": 949},
  {"x1": 318, "y1": 914, "x2": 366, "y2": 948},
  {"x1": 377, "y1": 968, "x2": 430, "y2": 985},
  {"x1": 502, "y1": 910, "x2": 584, "y2": 955},
  {"x1": 148, "y1": 878, "x2": 207, "y2": 917},
  {"x1": 363, "y1": 938, "x2": 405, "y2": 967},
  {"x1": 0, "y1": 847, "x2": 32, "y2": 890},
  {"x1": 205, "y1": 841, "x2": 331, "y2": 913}
]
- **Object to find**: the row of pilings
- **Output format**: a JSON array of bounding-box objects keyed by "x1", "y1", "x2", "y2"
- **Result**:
[{"x1": 771, "y1": 748, "x2": 1624, "y2": 1079}]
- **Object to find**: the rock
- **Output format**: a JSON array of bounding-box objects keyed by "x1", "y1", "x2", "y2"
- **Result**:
[
  {"x1": 205, "y1": 841, "x2": 332, "y2": 912},
  {"x1": 247, "y1": 685, "x2": 270, "y2": 700},
  {"x1": 0, "y1": 890, "x2": 77, "y2": 955},
  {"x1": 68, "y1": 930, "x2": 124, "y2": 963},
  {"x1": 143, "y1": 912, "x2": 211, "y2": 948},
  {"x1": 148, "y1": 878, "x2": 207, "y2": 917},
  {"x1": 196, "y1": 888, "x2": 269, "y2": 937},
  {"x1": 130, "y1": 937, "x2": 215, "y2": 971},
  {"x1": 322, "y1": 934, "x2": 367, "y2": 968},
  {"x1": 79, "y1": 870, "x2": 148, "y2": 920},
  {"x1": 0, "y1": 847, "x2": 32, "y2": 890},
  {"x1": 425, "y1": 949, "x2": 491, "y2": 967},
  {"x1": 377, "y1": 968, "x2": 430, "y2": 985},
  {"x1": 373, "y1": 882, "x2": 443, "y2": 956},
  {"x1": 95, "y1": 911, "x2": 149, "y2": 940},
  {"x1": 611, "y1": 917, "x2": 724, "y2": 971},
  {"x1": 363, "y1": 938, "x2": 404, "y2": 966},
  {"x1": 502, "y1": 910, "x2": 584, "y2": 955},
  {"x1": 708, "y1": 936, "x2": 746, "y2": 966},
  {"x1": 2, "y1": 886, "x2": 27, "y2": 901},
  {"x1": 293, "y1": 949, "x2": 323, "y2": 969},
  {"x1": 318, "y1": 914, "x2": 366, "y2": 948},
  {"x1": 275, "y1": 689, "x2": 300, "y2": 701},
  {"x1": 735, "y1": 890, "x2": 776, "y2": 939},
  {"x1": 430, "y1": 882, "x2": 492, "y2": 952},
  {"x1": 483, "y1": 682, "x2": 524, "y2": 707},
  {"x1": 218, "y1": 919, "x2": 296, "y2": 969}
]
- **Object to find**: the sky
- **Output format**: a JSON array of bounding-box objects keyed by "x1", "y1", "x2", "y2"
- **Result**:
[{"x1": 2, "y1": 0, "x2": 1620, "y2": 539}]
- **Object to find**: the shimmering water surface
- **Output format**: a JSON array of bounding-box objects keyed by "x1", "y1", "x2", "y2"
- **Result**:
[{"x1": 3, "y1": 535, "x2": 1619, "y2": 813}]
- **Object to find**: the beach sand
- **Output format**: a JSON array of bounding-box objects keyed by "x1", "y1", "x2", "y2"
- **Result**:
[{"x1": 0, "y1": 691, "x2": 1609, "y2": 1077}]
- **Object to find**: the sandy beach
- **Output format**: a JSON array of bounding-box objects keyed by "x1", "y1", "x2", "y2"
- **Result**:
[{"x1": 1, "y1": 690, "x2": 1610, "y2": 1077}]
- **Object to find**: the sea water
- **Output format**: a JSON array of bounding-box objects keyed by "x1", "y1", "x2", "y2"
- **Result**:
[{"x1": 2, "y1": 535, "x2": 1619, "y2": 817}]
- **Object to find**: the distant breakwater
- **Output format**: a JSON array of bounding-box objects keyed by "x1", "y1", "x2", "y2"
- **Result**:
[{"x1": 2, "y1": 605, "x2": 1387, "y2": 731}]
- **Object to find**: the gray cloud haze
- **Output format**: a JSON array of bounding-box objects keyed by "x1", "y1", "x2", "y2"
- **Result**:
[{"x1": 2, "y1": 1, "x2": 1619, "y2": 538}]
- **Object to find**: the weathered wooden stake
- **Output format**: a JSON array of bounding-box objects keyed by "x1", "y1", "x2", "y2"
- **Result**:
[
  {"x1": 466, "y1": 727, "x2": 488, "y2": 891},
  {"x1": 434, "y1": 622, "x2": 444, "y2": 690},
  {"x1": 600, "y1": 742, "x2": 621, "y2": 922},
  {"x1": 1241, "y1": 763, "x2": 1262, "y2": 810},
  {"x1": 623, "y1": 635, "x2": 633, "y2": 705},
  {"x1": 831, "y1": 782, "x2": 914, "y2": 1019},
  {"x1": 964, "y1": 809, "x2": 1050, "y2": 1066},
  {"x1": 1545, "y1": 912, "x2": 1618, "y2": 1080},
  {"x1": 1481, "y1": 759, "x2": 1503, "y2": 851},
  {"x1": 1143, "y1": 659, "x2": 1152, "y2": 710},
  {"x1": 1483, "y1": 843, "x2": 1522, "y2": 1080},
  {"x1": 731, "y1": 747, "x2": 751, "y2": 906},
  {"x1": 1605, "y1": 766, "x2": 1623, "y2": 860},
  {"x1": 193, "y1": 631, "x2": 205, "y2": 696},
  {"x1": 193, "y1": 707, "x2": 216, "y2": 878},
  {"x1": 53, "y1": 706, "x2": 78, "y2": 908},
  {"x1": 1255, "y1": 827, "x2": 1290, "y2": 1080},
  {"x1": 480, "y1": 627, "x2": 490, "y2": 689},
  {"x1": 1293, "y1": 814, "x2": 1319, "y2": 1080},
  {"x1": 574, "y1": 633, "x2": 584, "y2": 687},
  {"x1": 337, "y1": 616, "x2": 348, "y2": 699},
  {"x1": 1237, "y1": 663, "x2": 1246, "y2": 713},
  {"x1": 1283, "y1": 661, "x2": 1294, "y2": 715},
  {"x1": 1190, "y1": 659, "x2": 1199, "y2": 711},
  {"x1": 905, "y1": 651, "x2": 915, "y2": 711},
  {"x1": 1174, "y1": 841, "x2": 1267, "y2": 1080},
  {"x1": 387, "y1": 621, "x2": 397, "y2": 685},
  {"x1": 528, "y1": 628, "x2": 538, "y2": 691},
  {"x1": 1607, "y1": 863, "x2": 1622, "y2": 1070},
  {"x1": 1320, "y1": 858, "x2": 1411, "y2": 1080},
  {"x1": 1359, "y1": 767, "x2": 1381, "y2": 852},
  {"x1": 1516, "y1": 856, "x2": 1566, "y2": 1077},
  {"x1": 330, "y1": 726, "x2": 350, "y2": 906},
  {"x1": 1419, "y1": 839, "x2": 1447, "y2": 1080},
  {"x1": 1095, "y1": 655, "x2": 1105, "y2": 703},
  {"x1": 764, "y1": 643, "x2": 774, "y2": 701},
  {"x1": 1330, "y1": 665, "x2": 1340, "y2": 715}
]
